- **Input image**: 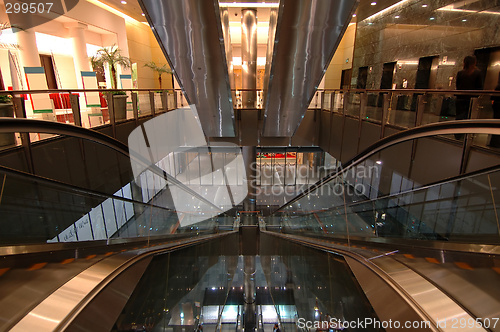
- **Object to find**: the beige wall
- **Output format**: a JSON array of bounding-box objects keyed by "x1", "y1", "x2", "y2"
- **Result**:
[
  {"x1": 1, "y1": 0, "x2": 171, "y2": 90},
  {"x1": 125, "y1": 21, "x2": 172, "y2": 90},
  {"x1": 324, "y1": 23, "x2": 356, "y2": 89}
]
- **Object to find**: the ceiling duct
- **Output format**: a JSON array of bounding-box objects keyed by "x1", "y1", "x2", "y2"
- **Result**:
[
  {"x1": 262, "y1": 0, "x2": 359, "y2": 137},
  {"x1": 138, "y1": 0, "x2": 235, "y2": 137}
]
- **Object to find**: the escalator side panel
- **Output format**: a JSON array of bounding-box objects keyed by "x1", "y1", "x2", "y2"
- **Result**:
[
  {"x1": 345, "y1": 257, "x2": 433, "y2": 332},
  {"x1": 63, "y1": 257, "x2": 153, "y2": 331}
]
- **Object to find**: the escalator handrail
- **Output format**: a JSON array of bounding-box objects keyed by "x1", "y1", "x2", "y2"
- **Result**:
[
  {"x1": 274, "y1": 119, "x2": 500, "y2": 213},
  {"x1": 0, "y1": 118, "x2": 222, "y2": 212},
  {"x1": 0, "y1": 164, "x2": 175, "y2": 213},
  {"x1": 9, "y1": 232, "x2": 236, "y2": 331},
  {"x1": 288, "y1": 162, "x2": 500, "y2": 215}
]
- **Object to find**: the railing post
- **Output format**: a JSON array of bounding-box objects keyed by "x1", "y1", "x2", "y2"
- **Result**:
[
  {"x1": 149, "y1": 91, "x2": 156, "y2": 116},
  {"x1": 131, "y1": 92, "x2": 138, "y2": 125},
  {"x1": 381, "y1": 92, "x2": 391, "y2": 138},
  {"x1": 161, "y1": 90, "x2": 167, "y2": 112},
  {"x1": 12, "y1": 96, "x2": 34, "y2": 174},
  {"x1": 469, "y1": 97, "x2": 480, "y2": 119},
  {"x1": 69, "y1": 93, "x2": 82, "y2": 127},
  {"x1": 359, "y1": 92, "x2": 367, "y2": 119},
  {"x1": 107, "y1": 93, "x2": 116, "y2": 138},
  {"x1": 173, "y1": 90, "x2": 178, "y2": 109},
  {"x1": 415, "y1": 94, "x2": 427, "y2": 127},
  {"x1": 330, "y1": 91, "x2": 335, "y2": 113},
  {"x1": 357, "y1": 92, "x2": 368, "y2": 153},
  {"x1": 342, "y1": 91, "x2": 349, "y2": 116}
]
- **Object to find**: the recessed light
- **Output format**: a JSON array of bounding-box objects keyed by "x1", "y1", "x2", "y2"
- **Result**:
[
  {"x1": 430, "y1": 17, "x2": 435, "y2": 20},
  {"x1": 462, "y1": 19, "x2": 467, "y2": 21},
  {"x1": 141, "y1": 13, "x2": 145, "y2": 16},
  {"x1": 395, "y1": 15, "x2": 400, "y2": 18},
  {"x1": 422, "y1": 4, "x2": 428, "y2": 7},
  {"x1": 352, "y1": 14, "x2": 357, "y2": 17},
  {"x1": 371, "y1": 2, "x2": 377, "y2": 5},
  {"x1": 121, "y1": 0, "x2": 126, "y2": 4}
]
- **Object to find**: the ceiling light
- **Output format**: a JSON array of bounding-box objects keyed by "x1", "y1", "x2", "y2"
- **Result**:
[
  {"x1": 430, "y1": 17, "x2": 435, "y2": 20},
  {"x1": 422, "y1": 4, "x2": 428, "y2": 7},
  {"x1": 371, "y1": 2, "x2": 377, "y2": 5},
  {"x1": 364, "y1": 0, "x2": 410, "y2": 21},
  {"x1": 395, "y1": 15, "x2": 400, "y2": 18},
  {"x1": 437, "y1": 4, "x2": 500, "y2": 15},
  {"x1": 121, "y1": 0, "x2": 126, "y2": 4},
  {"x1": 220, "y1": 2, "x2": 279, "y2": 7},
  {"x1": 462, "y1": 19, "x2": 467, "y2": 21},
  {"x1": 352, "y1": 14, "x2": 357, "y2": 17},
  {"x1": 141, "y1": 13, "x2": 145, "y2": 16}
]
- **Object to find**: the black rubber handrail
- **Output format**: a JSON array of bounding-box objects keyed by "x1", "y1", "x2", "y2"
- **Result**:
[
  {"x1": 0, "y1": 164, "x2": 175, "y2": 212},
  {"x1": 273, "y1": 119, "x2": 500, "y2": 212},
  {"x1": 0, "y1": 118, "x2": 222, "y2": 211}
]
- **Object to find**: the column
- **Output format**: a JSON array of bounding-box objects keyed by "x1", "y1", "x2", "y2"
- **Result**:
[
  {"x1": 241, "y1": 8, "x2": 257, "y2": 108},
  {"x1": 65, "y1": 22, "x2": 90, "y2": 89},
  {"x1": 15, "y1": 28, "x2": 40, "y2": 68}
]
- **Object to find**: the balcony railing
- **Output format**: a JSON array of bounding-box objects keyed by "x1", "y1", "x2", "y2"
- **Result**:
[{"x1": 1, "y1": 87, "x2": 500, "y2": 149}]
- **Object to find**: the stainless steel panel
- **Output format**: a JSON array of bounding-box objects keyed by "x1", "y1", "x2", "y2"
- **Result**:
[
  {"x1": 265, "y1": 231, "x2": 487, "y2": 332},
  {"x1": 241, "y1": 8, "x2": 258, "y2": 108},
  {"x1": 139, "y1": 0, "x2": 235, "y2": 137},
  {"x1": 220, "y1": 7, "x2": 237, "y2": 108},
  {"x1": 262, "y1": 0, "x2": 358, "y2": 136},
  {"x1": 262, "y1": 8, "x2": 278, "y2": 111},
  {"x1": 345, "y1": 257, "x2": 435, "y2": 332}
]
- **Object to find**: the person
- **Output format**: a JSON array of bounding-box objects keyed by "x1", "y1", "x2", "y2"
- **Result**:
[
  {"x1": 490, "y1": 74, "x2": 500, "y2": 147},
  {"x1": 196, "y1": 324, "x2": 203, "y2": 332},
  {"x1": 455, "y1": 55, "x2": 483, "y2": 139},
  {"x1": 273, "y1": 323, "x2": 281, "y2": 332}
]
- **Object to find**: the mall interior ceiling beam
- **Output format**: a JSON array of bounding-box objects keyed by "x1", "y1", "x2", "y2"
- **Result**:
[
  {"x1": 139, "y1": 0, "x2": 235, "y2": 137},
  {"x1": 262, "y1": 0, "x2": 358, "y2": 137}
]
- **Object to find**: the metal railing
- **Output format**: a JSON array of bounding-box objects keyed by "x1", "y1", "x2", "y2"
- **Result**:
[{"x1": 2, "y1": 86, "x2": 500, "y2": 139}]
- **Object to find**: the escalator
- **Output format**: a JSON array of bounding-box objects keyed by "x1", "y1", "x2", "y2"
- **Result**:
[
  {"x1": 1, "y1": 119, "x2": 500, "y2": 331},
  {"x1": 266, "y1": 120, "x2": 500, "y2": 331}
]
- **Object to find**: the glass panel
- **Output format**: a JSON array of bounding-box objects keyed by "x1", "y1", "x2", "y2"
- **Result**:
[
  {"x1": 387, "y1": 92, "x2": 416, "y2": 128},
  {"x1": 364, "y1": 92, "x2": 383, "y2": 122},
  {"x1": 137, "y1": 91, "x2": 152, "y2": 116}
]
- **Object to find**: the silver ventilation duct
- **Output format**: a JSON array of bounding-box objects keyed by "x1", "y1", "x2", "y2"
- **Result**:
[
  {"x1": 241, "y1": 8, "x2": 258, "y2": 109},
  {"x1": 220, "y1": 7, "x2": 237, "y2": 108},
  {"x1": 262, "y1": 7, "x2": 278, "y2": 111},
  {"x1": 138, "y1": 0, "x2": 235, "y2": 137},
  {"x1": 262, "y1": 0, "x2": 358, "y2": 137}
]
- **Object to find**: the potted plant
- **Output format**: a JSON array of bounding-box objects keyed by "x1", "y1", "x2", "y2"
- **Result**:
[
  {"x1": 144, "y1": 61, "x2": 173, "y2": 110},
  {"x1": 143, "y1": 61, "x2": 173, "y2": 89},
  {"x1": 0, "y1": 94, "x2": 16, "y2": 146},
  {"x1": 106, "y1": 90, "x2": 128, "y2": 121},
  {"x1": 91, "y1": 45, "x2": 131, "y2": 89}
]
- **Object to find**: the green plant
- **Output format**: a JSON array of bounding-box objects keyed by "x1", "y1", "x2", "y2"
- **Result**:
[
  {"x1": 0, "y1": 95, "x2": 12, "y2": 103},
  {"x1": 91, "y1": 45, "x2": 131, "y2": 89},
  {"x1": 107, "y1": 90, "x2": 127, "y2": 96},
  {"x1": 144, "y1": 61, "x2": 172, "y2": 89}
]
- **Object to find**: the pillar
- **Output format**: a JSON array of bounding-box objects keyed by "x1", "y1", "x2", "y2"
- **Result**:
[
  {"x1": 65, "y1": 22, "x2": 90, "y2": 89},
  {"x1": 15, "y1": 27, "x2": 40, "y2": 69},
  {"x1": 241, "y1": 8, "x2": 257, "y2": 108},
  {"x1": 242, "y1": 146, "x2": 257, "y2": 223}
]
